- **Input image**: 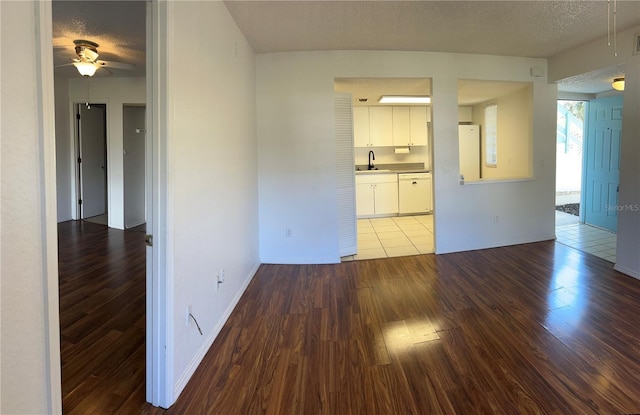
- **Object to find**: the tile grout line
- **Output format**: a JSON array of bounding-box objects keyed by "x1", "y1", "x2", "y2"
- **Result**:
[
  {"x1": 556, "y1": 222, "x2": 617, "y2": 263},
  {"x1": 355, "y1": 215, "x2": 434, "y2": 260}
]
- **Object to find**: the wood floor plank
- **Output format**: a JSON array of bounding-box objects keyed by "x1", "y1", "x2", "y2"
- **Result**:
[
  {"x1": 59, "y1": 220, "x2": 640, "y2": 414},
  {"x1": 163, "y1": 243, "x2": 640, "y2": 414},
  {"x1": 58, "y1": 221, "x2": 161, "y2": 415}
]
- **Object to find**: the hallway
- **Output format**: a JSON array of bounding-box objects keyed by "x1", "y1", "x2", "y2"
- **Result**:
[{"x1": 58, "y1": 220, "x2": 149, "y2": 414}]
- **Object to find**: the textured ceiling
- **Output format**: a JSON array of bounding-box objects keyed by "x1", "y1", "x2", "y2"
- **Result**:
[
  {"x1": 225, "y1": 0, "x2": 639, "y2": 94},
  {"x1": 224, "y1": 0, "x2": 640, "y2": 58},
  {"x1": 557, "y1": 64, "x2": 627, "y2": 94},
  {"x1": 456, "y1": 79, "x2": 531, "y2": 106},
  {"x1": 51, "y1": 0, "x2": 640, "y2": 94}
]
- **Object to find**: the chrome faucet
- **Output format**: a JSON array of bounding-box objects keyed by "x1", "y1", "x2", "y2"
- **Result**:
[{"x1": 368, "y1": 150, "x2": 375, "y2": 170}]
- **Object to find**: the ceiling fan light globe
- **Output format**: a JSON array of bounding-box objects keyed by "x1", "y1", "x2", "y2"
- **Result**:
[
  {"x1": 611, "y1": 77, "x2": 625, "y2": 91},
  {"x1": 73, "y1": 61, "x2": 98, "y2": 77}
]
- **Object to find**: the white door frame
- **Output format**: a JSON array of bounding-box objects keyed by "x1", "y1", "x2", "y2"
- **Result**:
[
  {"x1": 38, "y1": 0, "x2": 171, "y2": 411},
  {"x1": 72, "y1": 101, "x2": 108, "y2": 220},
  {"x1": 146, "y1": 0, "x2": 171, "y2": 407},
  {"x1": 36, "y1": 2, "x2": 63, "y2": 413}
]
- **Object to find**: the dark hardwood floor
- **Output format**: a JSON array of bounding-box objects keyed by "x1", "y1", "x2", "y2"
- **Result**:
[
  {"x1": 58, "y1": 220, "x2": 149, "y2": 415},
  {"x1": 59, "y1": 221, "x2": 640, "y2": 414}
]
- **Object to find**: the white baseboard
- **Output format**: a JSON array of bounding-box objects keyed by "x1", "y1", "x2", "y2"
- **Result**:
[
  {"x1": 260, "y1": 255, "x2": 339, "y2": 264},
  {"x1": 172, "y1": 261, "x2": 261, "y2": 398},
  {"x1": 614, "y1": 264, "x2": 640, "y2": 280}
]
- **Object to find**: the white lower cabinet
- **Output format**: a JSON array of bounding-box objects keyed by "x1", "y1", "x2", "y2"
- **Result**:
[
  {"x1": 356, "y1": 182, "x2": 375, "y2": 216},
  {"x1": 355, "y1": 174, "x2": 399, "y2": 217}
]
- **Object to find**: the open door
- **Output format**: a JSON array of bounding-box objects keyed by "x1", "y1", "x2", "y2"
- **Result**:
[
  {"x1": 335, "y1": 92, "x2": 357, "y2": 257},
  {"x1": 124, "y1": 105, "x2": 147, "y2": 229},
  {"x1": 77, "y1": 103, "x2": 107, "y2": 220},
  {"x1": 583, "y1": 95, "x2": 623, "y2": 232}
]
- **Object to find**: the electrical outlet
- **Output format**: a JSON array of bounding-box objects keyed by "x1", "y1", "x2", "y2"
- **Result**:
[
  {"x1": 285, "y1": 227, "x2": 293, "y2": 238},
  {"x1": 494, "y1": 215, "x2": 500, "y2": 224},
  {"x1": 216, "y1": 269, "x2": 225, "y2": 291},
  {"x1": 186, "y1": 305, "x2": 192, "y2": 326}
]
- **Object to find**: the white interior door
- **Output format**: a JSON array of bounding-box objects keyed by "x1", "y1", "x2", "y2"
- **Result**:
[
  {"x1": 335, "y1": 93, "x2": 357, "y2": 257},
  {"x1": 124, "y1": 105, "x2": 147, "y2": 228},
  {"x1": 78, "y1": 104, "x2": 107, "y2": 219}
]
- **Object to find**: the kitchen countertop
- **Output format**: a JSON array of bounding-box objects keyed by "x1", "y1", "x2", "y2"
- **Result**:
[{"x1": 355, "y1": 162, "x2": 430, "y2": 174}]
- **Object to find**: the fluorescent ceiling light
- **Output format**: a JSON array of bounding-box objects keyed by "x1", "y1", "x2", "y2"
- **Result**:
[
  {"x1": 74, "y1": 61, "x2": 98, "y2": 77},
  {"x1": 612, "y1": 77, "x2": 625, "y2": 91},
  {"x1": 378, "y1": 95, "x2": 431, "y2": 104}
]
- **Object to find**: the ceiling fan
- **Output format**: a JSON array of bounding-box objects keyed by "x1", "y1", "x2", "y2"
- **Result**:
[{"x1": 57, "y1": 39, "x2": 135, "y2": 77}]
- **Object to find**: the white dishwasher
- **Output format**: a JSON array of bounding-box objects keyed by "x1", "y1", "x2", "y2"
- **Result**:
[{"x1": 398, "y1": 173, "x2": 432, "y2": 214}]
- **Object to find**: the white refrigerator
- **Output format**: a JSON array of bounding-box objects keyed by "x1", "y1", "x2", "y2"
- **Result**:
[{"x1": 458, "y1": 125, "x2": 481, "y2": 181}]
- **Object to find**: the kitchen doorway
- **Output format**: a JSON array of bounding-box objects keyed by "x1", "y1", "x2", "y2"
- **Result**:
[
  {"x1": 347, "y1": 215, "x2": 434, "y2": 260},
  {"x1": 334, "y1": 78, "x2": 435, "y2": 261}
]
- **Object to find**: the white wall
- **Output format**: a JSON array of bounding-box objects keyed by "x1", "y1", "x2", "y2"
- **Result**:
[
  {"x1": 67, "y1": 78, "x2": 146, "y2": 229},
  {"x1": 1, "y1": 1, "x2": 61, "y2": 413},
  {"x1": 257, "y1": 51, "x2": 557, "y2": 262},
  {"x1": 474, "y1": 85, "x2": 533, "y2": 180},
  {"x1": 164, "y1": 1, "x2": 259, "y2": 404},
  {"x1": 549, "y1": 25, "x2": 640, "y2": 279},
  {"x1": 616, "y1": 61, "x2": 640, "y2": 279}
]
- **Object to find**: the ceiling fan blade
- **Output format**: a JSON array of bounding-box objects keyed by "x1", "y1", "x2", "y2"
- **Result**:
[
  {"x1": 95, "y1": 66, "x2": 114, "y2": 77},
  {"x1": 96, "y1": 60, "x2": 135, "y2": 71},
  {"x1": 55, "y1": 62, "x2": 75, "y2": 69}
]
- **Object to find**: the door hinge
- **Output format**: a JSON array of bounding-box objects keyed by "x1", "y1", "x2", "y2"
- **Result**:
[
  {"x1": 76, "y1": 113, "x2": 80, "y2": 120},
  {"x1": 78, "y1": 199, "x2": 82, "y2": 205},
  {"x1": 77, "y1": 157, "x2": 82, "y2": 164},
  {"x1": 145, "y1": 234, "x2": 153, "y2": 247}
]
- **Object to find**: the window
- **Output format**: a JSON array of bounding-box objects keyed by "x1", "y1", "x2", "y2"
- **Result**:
[{"x1": 484, "y1": 104, "x2": 497, "y2": 167}]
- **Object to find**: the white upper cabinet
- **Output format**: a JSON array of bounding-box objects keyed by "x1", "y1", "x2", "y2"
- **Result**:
[
  {"x1": 354, "y1": 106, "x2": 429, "y2": 148},
  {"x1": 394, "y1": 106, "x2": 428, "y2": 146},
  {"x1": 409, "y1": 106, "x2": 428, "y2": 146},
  {"x1": 392, "y1": 107, "x2": 411, "y2": 146},
  {"x1": 353, "y1": 107, "x2": 371, "y2": 147},
  {"x1": 368, "y1": 107, "x2": 393, "y2": 147}
]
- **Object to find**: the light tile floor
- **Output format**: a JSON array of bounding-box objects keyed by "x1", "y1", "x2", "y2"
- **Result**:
[
  {"x1": 343, "y1": 211, "x2": 617, "y2": 263},
  {"x1": 555, "y1": 221, "x2": 617, "y2": 263},
  {"x1": 343, "y1": 215, "x2": 434, "y2": 261}
]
